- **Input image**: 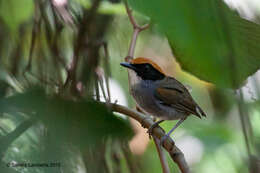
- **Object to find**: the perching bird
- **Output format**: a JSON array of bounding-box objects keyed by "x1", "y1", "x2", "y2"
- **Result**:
[{"x1": 121, "y1": 57, "x2": 206, "y2": 140}]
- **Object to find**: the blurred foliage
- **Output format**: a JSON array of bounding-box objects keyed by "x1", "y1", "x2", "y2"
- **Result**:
[
  {"x1": 128, "y1": 0, "x2": 260, "y2": 88},
  {"x1": 0, "y1": 0, "x2": 34, "y2": 33},
  {"x1": 0, "y1": 89, "x2": 133, "y2": 173},
  {"x1": 0, "y1": 88, "x2": 133, "y2": 146},
  {"x1": 0, "y1": 0, "x2": 260, "y2": 173},
  {"x1": 208, "y1": 86, "x2": 235, "y2": 116},
  {"x1": 0, "y1": 0, "x2": 134, "y2": 172}
]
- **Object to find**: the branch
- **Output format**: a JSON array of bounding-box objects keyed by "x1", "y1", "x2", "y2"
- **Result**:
[
  {"x1": 153, "y1": 137, "x2": 170, "y2": 173},
  {"x1": 121, "y1": 142, "x2": 139, "y2": 173},
  {"x1": 24, "y1": 1, "x2": 41, "y2": 74},
  {"x1": 95, "y1": 67, "x2": 109, "y2": 103},
  {"x1": 136, "y1": 106, "x2": 170, "y2": 173},
  {"x1": 63, "y1": 0, "x2": 102, "y2": 89},
  {"x1": 107, "y1": 103, "x2": 190, "y2": 173},
  {"x1": 236, "y1": 89, "x2": 252, "y2": 156},
  {"x1": 102, "y1": 42, "x2": 111, "y2": 102},
  {"x1": 0, "y1": 119, "x2": 35, "y2": 156},
  {"x1": 112, "y1": 149, "x2": 122, "y2": 173},
  {"x1": 124, "y1": 1, "x2": 149, "y2": 60}
]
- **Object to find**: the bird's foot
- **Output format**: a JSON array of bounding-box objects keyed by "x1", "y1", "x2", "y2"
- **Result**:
[
  {"x1": 160, "y1": 134, "x2": 170, "y2": 146},
  {"x1": 147, "y1": 120, "x2": 164, "y2": 139}
]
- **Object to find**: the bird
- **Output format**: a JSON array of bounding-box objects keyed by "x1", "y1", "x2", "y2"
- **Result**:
[{"x1": 120, "y1": 57, "x2": 206, "y2": 142}]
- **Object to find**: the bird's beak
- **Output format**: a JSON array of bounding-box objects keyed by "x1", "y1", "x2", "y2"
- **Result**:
[{"x1": 120, "y1": 62, "x2": 137, "y2": 71}]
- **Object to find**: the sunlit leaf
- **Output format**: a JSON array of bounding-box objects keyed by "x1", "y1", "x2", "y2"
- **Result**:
[{"x1": 128, "y1": 0, "x2": 260, "y2": 88}]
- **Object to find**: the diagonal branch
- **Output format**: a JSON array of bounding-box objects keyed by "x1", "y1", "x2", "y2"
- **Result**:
[
  {"x1": 153, "y1": 137, "x2": 170, "y2": 173},
  {"x1": 236, "y1": 89, "x2": 251, "y2": 156},
  {"x1": 124, "y1": 0, "x2": 149, "y2": 60},
  {"x1": 0, "y1": 119, "x2": 35, "y2": 157},
  {"x1": 24, "y1": 1, "x2": 41, "y2": 74},
  {"x1": 102, "y1": 42, "x2": 111, "y2": 102},
  {"x1": 136, "y1": 106, "x2": 170, "y2": 173},
  {"x1": 108, "y1": 103, "x2": 190, "y2": 173}
]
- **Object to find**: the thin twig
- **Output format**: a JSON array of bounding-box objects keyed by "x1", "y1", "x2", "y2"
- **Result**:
[
  {"x1": 153, "y1": 137, "x2": 170, "y2": 173},
  {"x1": 102, "y1": 42, "x2": 111, "y2": 102},
  {"x1": 24, "y1": 1, "x2": 41, "y2": 73},
  {"x1": 112, "y1": 149, "x2": 122, "y2": 173},
  {"x1": 124, "y1": 0, "x2": 149, "y2": 90},
  {"x1": 96, "y1": 67, "x2": 109, "y2": 102},
  {"x1": 124, "y1": 2, "x2": 149, "y2": 31},
  {"x1": 95, "y1": 76, "x2": 100, "y2": 101},
  {"x1": 136, "y1": 106, "x2": 170, "y2": 173},
  {"x1": 124, "y1": 1, "x2": 149, "y2": 60},
  {"x1": 100, "y1": 141, "x2": 110, "y2": 173},
  {"x1": 237, "y1": 89, "x2": 251, "y2": 156},
  {"x1": 0, "y1": 119, "x2": 35, "y2": 156},
  {"x1": 121, "y1": 142, "x2": 139, "y2": 173},
  {"x1": 99, "y1": 78, "x2": 108, "y2": 102},
  {"x1": 252, "y1": 75, "x2": 260, "y2": 99},
  {"x1": 51, "y1": 0, "x2": 75, "y2": 26}
]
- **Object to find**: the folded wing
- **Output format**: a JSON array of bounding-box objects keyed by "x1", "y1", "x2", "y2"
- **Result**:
[{"x1": 155, "y1": 77, "x2": 206, "y2": 118}]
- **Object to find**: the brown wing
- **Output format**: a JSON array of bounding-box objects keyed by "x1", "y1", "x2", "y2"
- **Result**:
[{"x1": 155, "y1": 77, "x2": 206, "y2": 118}]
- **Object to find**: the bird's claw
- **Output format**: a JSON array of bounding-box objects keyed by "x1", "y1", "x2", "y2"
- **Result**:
[
  {"x1": 160, "y1": 135, "x2": 169, "y2": 146},
  {"x1": 147, "y1": 120, "x2": 164, "y2": 139},
  {"x1": 147, "y1": 124, "x2": 157, "y2": 139}
]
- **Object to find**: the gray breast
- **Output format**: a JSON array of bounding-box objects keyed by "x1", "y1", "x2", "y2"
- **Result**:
[{"x1": 131, "y1": 80, "x2": 185, "y2": 120}]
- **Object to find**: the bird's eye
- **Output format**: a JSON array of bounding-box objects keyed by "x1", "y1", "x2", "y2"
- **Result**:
[{"x1": 144, "y1": 64, "x2": 150, "y2": 71}]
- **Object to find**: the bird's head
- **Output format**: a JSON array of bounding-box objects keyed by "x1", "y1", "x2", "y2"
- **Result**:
[{"x1": 120, "y1": 57, "x2": 166, "y2": 81}]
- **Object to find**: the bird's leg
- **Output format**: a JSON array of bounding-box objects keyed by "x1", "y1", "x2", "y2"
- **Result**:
[
  {"x1": 160, "y1": 117, "x2": 186, "y2": 146},
  {"x1": 147, "y1": 120, "x2": 165, "y2": 138}
]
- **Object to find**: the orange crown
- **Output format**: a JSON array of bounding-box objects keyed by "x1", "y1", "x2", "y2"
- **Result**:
[{"x1": 131, "y1": 57, "x2": 165, "y2": 75}]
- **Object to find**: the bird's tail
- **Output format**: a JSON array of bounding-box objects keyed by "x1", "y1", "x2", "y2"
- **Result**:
[{"x1": 195, "y1": 105, "x2": 206, "y2": 118}]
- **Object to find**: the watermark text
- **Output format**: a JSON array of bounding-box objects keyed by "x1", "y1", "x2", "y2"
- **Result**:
[{"x1": 6, "y1": 162, "x2": 61, "y2": 168}]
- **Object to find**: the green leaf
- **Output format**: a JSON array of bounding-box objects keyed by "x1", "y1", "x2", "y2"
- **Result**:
[
  {"x1": 128, "y1": 0, "x2": 260, "y2": 88},
  {"x1": 0, "y1": 0, "x2": 34, "y2": 32},
  {"x1": 0, "y1": 88, "x2": 133, "y2": 148}
]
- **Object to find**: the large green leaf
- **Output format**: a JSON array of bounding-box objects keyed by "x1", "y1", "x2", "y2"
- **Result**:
[
  {"x1": 128, "y1": 0, "x2": 260, "y2": 88},
  {"x1": 0, "y1": 89, "x2": 133, "y2": 148}
]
